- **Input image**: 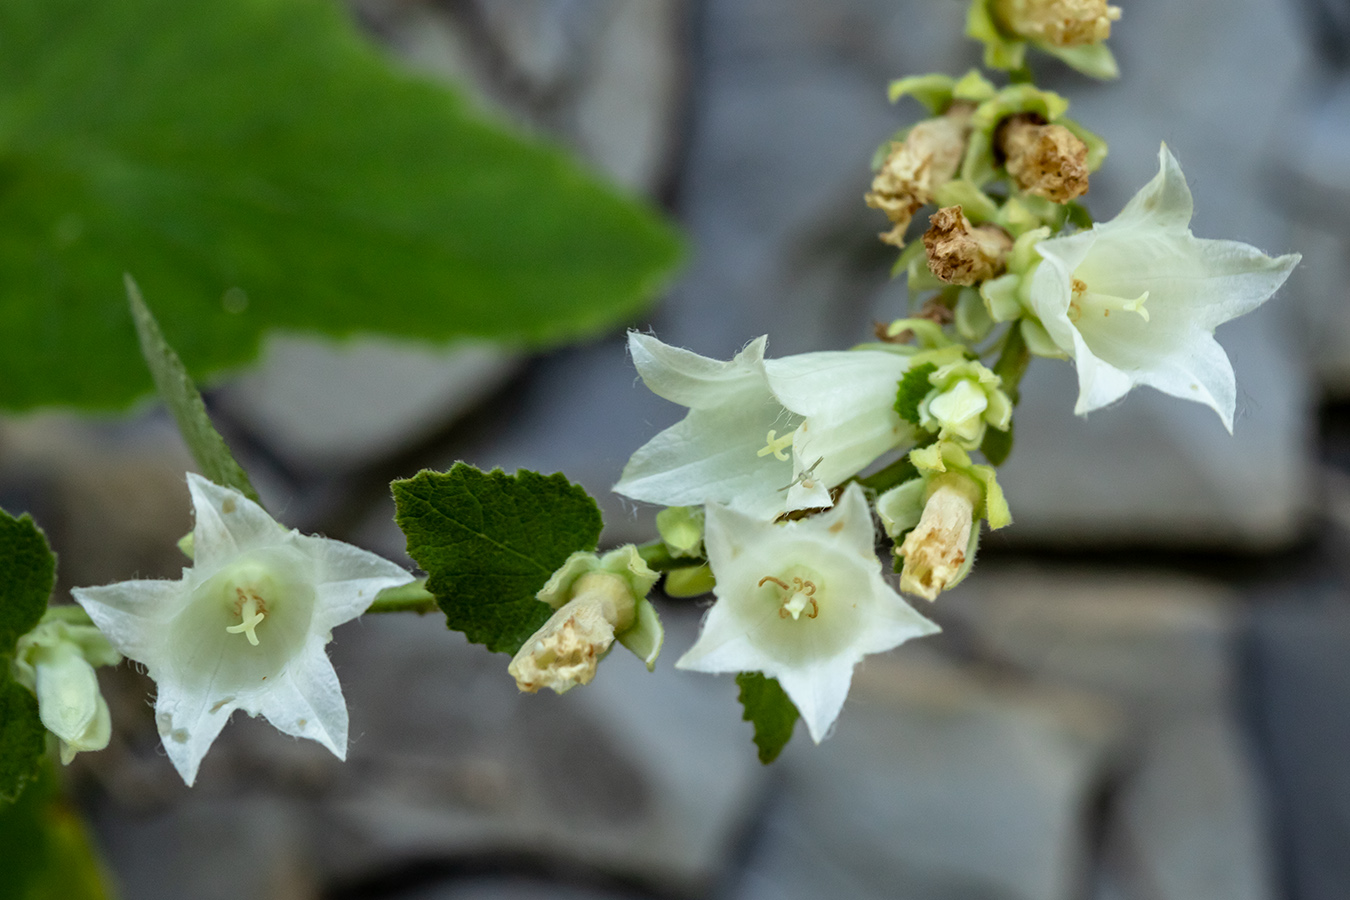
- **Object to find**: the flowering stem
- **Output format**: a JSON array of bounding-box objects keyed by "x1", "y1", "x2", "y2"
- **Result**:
[
  {"x1": 636, "y1": 540, "x2": 706, "y2": 573},
  {"x1": 855, "y1": 434, "x2": 940, "y2": 493},
  {"x1": 366, "y1": 579, "x2": 439, "y2": 615}
]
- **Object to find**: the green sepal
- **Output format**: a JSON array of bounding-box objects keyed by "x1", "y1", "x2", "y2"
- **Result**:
[
  {"x1": 392, "y1": 464, "x2": 604, "y2": 654},
  {"x1": 887, "y1": 74, "x2": 957, "y2": 113},
  {"x1": 663, "y1": 564, "x2": 715, "y2": 598},
  {"x1": 655, "y1": 506, "x2": 705, "y2": 559},
  {"x1": 616, "y1": 596, "x2": 665, "y2": 671},
  {"x1": 934, "y1": 180, "x2": 1001, "y2": 224},
  {"x1": 736, "y1": 672, "x2": 799, "y2": 764},
  {"x1": 1043, "y1": 42, "x2": 1120, "y2": 80},
  {"x1": 127, "y1": 277, "x2": 261, "y2": 505},
  {"x1": 892, "y1": 239, "x2": 927, "y2": 279},
  {"x1": 1020, "y1": 317, "x2": 1066, "y2": 359},
  {"x1": 894, "y1": 363, "x2": 939, "y2": 426},
  {"x1": 965, "y1": 0, "x2": 1028, "y2": 71},
  {"x1": 955, "y1": 287, "x2": 995, "y2": 342}
]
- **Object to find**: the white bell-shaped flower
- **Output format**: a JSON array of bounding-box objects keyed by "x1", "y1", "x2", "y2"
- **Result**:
[
  {"x1": 73, "y1": 474, "x2": 414, "y2": 785},
  {"x1": 1027, "y1": 144, "x2": 1300, "y2": 430},
  {"x1": 614, "y1": 333, "x2": 915, "y2": 519},
  {"x1": 676, "y1": 484, "x2": 939, "y2": 742}
]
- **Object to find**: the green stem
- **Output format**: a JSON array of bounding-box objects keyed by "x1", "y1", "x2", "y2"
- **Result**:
[
  {"x1": 636, "y1": 540, "x2": 706, "y2": 573},
  {"x1": 366, "y1": 579, "x2": 439, "y2": 615},
  {"x1": 855, "y1": 434, "x2": 940, "y2": 494}
]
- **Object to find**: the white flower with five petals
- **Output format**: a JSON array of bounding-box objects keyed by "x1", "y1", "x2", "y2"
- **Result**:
[
  {"x1": 614, "y1": 333, "x2": 915, "y2": 519},
  {"x1": 72, "y1": 473, "x2": 414, "y2": 785},
  {"x1": 676, "y1": 483, "x2": 939, "y2": 742},
  {"x1": 1027, "y1": 144, "x2": 1299, "y2": 430}
]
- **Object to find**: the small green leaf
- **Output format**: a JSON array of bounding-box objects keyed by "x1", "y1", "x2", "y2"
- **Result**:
[
  {"x1": 0, "y1": 680, "x2": 45, "y2": 805},
  {"x1": 736, "y1": 672, "x2": 799, "y2": 764},
  {"x1": 0, "y1": 510, "x2": 55, "y2": 654},
  {"x1": 393, "y1": 464, "x2": 603, "y2": 654},
  {"x1": 127, "y1": 276, "x2": 260, "y2": 504},
  {"x1": 894, "y1": 363, "x2": 938, "y2": 426},
  {"x1": 980, "y1": 420, "x2": 1014, "y2": 467}
]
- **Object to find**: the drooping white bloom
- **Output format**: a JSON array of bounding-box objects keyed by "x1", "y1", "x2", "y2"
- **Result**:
[
  {"x1": 72, "y1": 474, "x2": 414, "y2": 786},
  {"x1": 677, "y1": 484, "x2": 939, "y2": 742},
  {"x1": 12, "y1": 618, "x2": 121, "y2": 764},
  {"x1": 1026, "y1": 144, "x2": 1300, "y2": 430},
  {"x1": 614, "y1": 333, "x2": 915, "y2": 519}
]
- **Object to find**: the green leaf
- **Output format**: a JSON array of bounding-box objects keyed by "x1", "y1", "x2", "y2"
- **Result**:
[
  {"x1": 894, "y1": 363, "x2": 938, "y2": 426},
  {"x1": 127, "y1": 276, "x2": 260, "y2": 504},
  {"x1": 0, "y1": 0, "x2": 683, "y2": 411},
  {"x1": 0, "y1": 508, "x2": 56, "y2": 805},
  {"x1": 0, "y1": 680, "x2": 46, "y2": 806},
  {"x1": 0, "y1": 510, "x2": 55, "y2": 655},
  {"x1": 393, "y1": 464, "x2": 604, "y2": 654},
  {"x1": 735, "y1": 672, "x2": 799, "y2": 764},
  {"x1": 0, "y1": 761, "x2": 114, "y2": 898},
  {"x1": 980, "y1": 420, "x2": 1014, "y2": 467}
]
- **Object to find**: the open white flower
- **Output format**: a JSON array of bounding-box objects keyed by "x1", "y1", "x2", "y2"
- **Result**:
[
  {"x1": 614, "y1": 332, "x2": 915, "y2": 518},
  {"x1": 1027, "y1": 144, "x2": 1300, "y2": 430},
  {"x1": 676, "y1": 483, "x2": 939, "y2": 742},
  {"x1": 72, "y1": 473, "x2": 414, "y2": 785}
]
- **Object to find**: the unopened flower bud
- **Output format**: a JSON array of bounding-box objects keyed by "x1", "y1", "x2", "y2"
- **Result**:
[
  {"x1": 923, "y1": 206, "x2": 1014, "y2": 285},
  {"x1": 13, "y1": 618, "x2": 121, "y2": 764},
  {"x1": 898, "y1": 481, "x2": 979, "y2": 601},
  {"x1": 994, "y1": 0, "x2": 1120, "y2": 47},
  {"x1": 867, "y1": 105, "x2": 973, "y2": 248},
  {"x1": 997, "y1": 114, "x2": 1090, "y2": 202}
]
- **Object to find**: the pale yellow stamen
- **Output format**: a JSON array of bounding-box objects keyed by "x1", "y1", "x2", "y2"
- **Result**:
[
  {"x1": 757, "y1": 429, "x2": 795, "y2": 461},
  {"x1": 759, "y1": 575, "x2": 819, "y2": 620},
  {"x1": 1069, "y1": 279, "x2": 1149, "y2": 323},
  {"x1": 226, "y1": 590, "x2": 266, "y2": 646}
]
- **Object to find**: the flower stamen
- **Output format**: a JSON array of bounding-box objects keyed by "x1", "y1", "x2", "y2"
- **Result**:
[
  {"x1": 760, "y1": 575, "x2": 820, "y2": 620},
  {"x1": 225, "y1": 589, "x2": 266, "y2": 646},
  {"x1": 757, "y1": 429, "x2": 795, "y2": 461}
]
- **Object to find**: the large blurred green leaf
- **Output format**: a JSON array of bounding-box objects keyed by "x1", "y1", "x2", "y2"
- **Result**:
[{"x1": 0, "y1": 0, "x2": 682, "y2": 410}]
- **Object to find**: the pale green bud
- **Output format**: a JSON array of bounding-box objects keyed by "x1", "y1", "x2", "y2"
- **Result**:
[
  {"x1": 917, "y1": 360, "x2": 1013, "y2": 449},
  {"x1": 13, "y1": 618, "x2": 121, "y2": 764}
]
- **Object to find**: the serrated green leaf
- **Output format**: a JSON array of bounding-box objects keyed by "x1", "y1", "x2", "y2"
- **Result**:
[
  {"x1": 736, "y1": 672, "x2": 799, "y2": 764},
  {"x1": 0, "y1": 679, "x2": 45, "y2": 806},
  {"x1": 0, "y1": 510, "x2": 55, "y2": 655},
  {"x1": 894, "y1": 363, "x2": 938, "y2": 426},
  {"x1": 980, "y1": 420, "x2": 1014, "y2": 467},
  {"x1": 0, "y1": 0, "x2": 683, "y2": 410},
  {"x1": 393, "y1": 464, "x2": 603, "y2": 654},
  {"x1": 127, "y1": 276, "x2": 260, "y2": 504}
]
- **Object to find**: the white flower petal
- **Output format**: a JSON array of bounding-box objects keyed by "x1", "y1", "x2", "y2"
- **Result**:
[
  {"x1": 154, "y1": 679, "x2": 237, "y2": 787},
  {"x1": 258, "y1": 644, "x2": 349, "y2": 759},
  {"x1": 1029, "y1": 144, "x2": 1298, "y2": 426},
  {"x1": 628, "y1": 332, "x2": 768, "y2": 408},
  {"x1": 71, "y1": 474, "x2": 413, "y2": 785},
  {"x1": 187, "y1": 473, "x2": 287, "y2": 572},
  {"x1": 73, "y1": 579, "x2": 186, "y2": 661},
  {"x1": 677, "y1": 484, "x2": 937, "y2": 743}
]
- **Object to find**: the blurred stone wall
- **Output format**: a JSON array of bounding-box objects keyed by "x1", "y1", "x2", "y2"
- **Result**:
[{"x1": 5, "y1": 1, "x2": 1347, "y2": 899}]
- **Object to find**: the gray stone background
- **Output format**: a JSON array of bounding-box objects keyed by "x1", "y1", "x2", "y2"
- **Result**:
[{"x1": 7, "y1": 0, "x2": 1350, "y2": 897}]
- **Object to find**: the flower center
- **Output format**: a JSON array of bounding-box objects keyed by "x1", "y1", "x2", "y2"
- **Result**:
[
  {"x1": 1068, "y1": 278, "x2": 1150, "y2": 323},
  {"x1": 225, "y1": 588, "x2": 267, "y2": 646},
  {"x1": 758, "y1": 574, "x2": 820, "y2": 620},
  {"x1": 756, "y1": 429, "x2": 795, "y2": 461}
]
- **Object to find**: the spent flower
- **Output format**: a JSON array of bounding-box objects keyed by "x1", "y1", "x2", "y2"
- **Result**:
[{"x1": 509, "y1": 546, "x2": 663, "y2": 694}]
